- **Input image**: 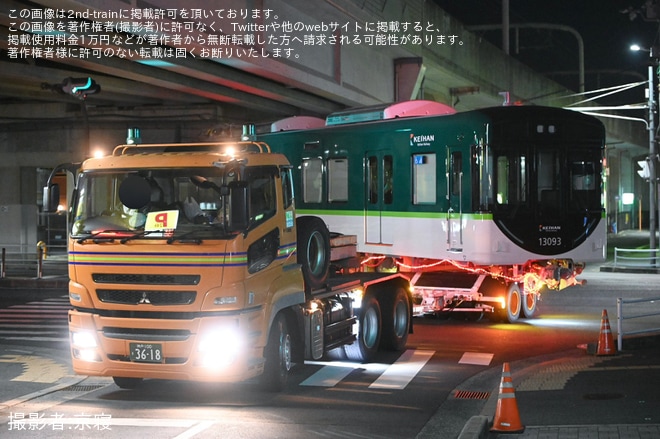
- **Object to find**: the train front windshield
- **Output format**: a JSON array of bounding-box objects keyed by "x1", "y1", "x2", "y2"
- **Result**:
[{"x1": 481, "y1": 111, "x2": 604, "y2": 255}]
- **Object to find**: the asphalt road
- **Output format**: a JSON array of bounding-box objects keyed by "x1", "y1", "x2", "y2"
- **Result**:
[{"x1": 0, "y1": 263, "x2": 658, "y2": 438}]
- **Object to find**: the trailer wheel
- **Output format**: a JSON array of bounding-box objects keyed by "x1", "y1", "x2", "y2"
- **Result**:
[
  {"x1": 522, "y1": 291, "x2": 538, "y2": 318},
  {"x1": 261, "y1": 313, "x2": 292, "y2": 392},
  {"x1": 296, "y1": 216, "x2": 330, "y2": 290},
  {"x1": 345, "y1": 294, "x2": 381, "y2": 362},
  {"x1": 380, "y1": 287, "x2": 410, "y2": 351},
  {"x1": 112, "y1": 377, "x2": 143, "y2": 389},
  {"x1": 505, "y1": 283, "x2": 522, "y2": 323}
]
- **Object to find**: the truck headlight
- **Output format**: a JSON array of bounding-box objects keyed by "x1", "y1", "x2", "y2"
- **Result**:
[
  {"x1": 72, "y1": 331, "x2": 97, "y2": 348},
  {"x1": 71, "y1": 331, "x2": 101, "y2": 362},
  {"x1": 198, "y1": 326, "x2": 244, "y2": 368}
]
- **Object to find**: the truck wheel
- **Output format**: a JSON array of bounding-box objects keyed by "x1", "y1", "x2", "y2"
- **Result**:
[
  {"x1": 345, "y1": 294, "x2": 381, "y2": 362},
  {"x1": 380, "y1": 287, "x2": 410, "y2": 351},
  {"x1": 296, "y1": 216, "x2": 330, "y2": 290},
  {"x1": 261, "y1": 314, "x2": 292, "y2": 392},
  {"x1": 112, "y1": 377, "x2": 143, "y2": 389},
  {"x1": 505, "y1": 283, "x2": 522, "y2": 323},
  {"x1": 522, "y1": 291, "x2": 538, "y2": 318}
]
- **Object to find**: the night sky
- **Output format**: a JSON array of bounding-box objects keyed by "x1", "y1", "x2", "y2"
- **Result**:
[{"x1": 434, "y1": 0, "x2": 659, "y2": 103}]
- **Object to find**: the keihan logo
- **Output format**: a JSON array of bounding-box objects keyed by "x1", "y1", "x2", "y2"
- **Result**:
[{"x1": 410, "y1": 133, "x2": 435, "y2": 146}]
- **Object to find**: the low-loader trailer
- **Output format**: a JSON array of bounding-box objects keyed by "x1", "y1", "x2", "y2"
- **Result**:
[{"x1": 44, "y1": 141, "x2": 412, "y2": 390}]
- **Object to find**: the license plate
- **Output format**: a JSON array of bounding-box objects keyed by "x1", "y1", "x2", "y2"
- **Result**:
[{"x1": 129, "y1": 343, "x2": 163, "y2": 363}]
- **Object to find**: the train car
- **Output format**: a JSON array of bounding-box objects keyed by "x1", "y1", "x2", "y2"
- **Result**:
[{"x1": 257, "y1": 101, "x2": 606, "y2": 322}]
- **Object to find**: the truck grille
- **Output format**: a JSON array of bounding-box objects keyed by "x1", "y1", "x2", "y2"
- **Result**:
[
  {"x1": 103, "y1": 327, "x2": 190, "y2": 341},
  {"x1": 97, "y1": 289, "x2": 196, "y2": 305},
  {"x1": 92, "y1": 273, "x2": 200, "y2": 285}
]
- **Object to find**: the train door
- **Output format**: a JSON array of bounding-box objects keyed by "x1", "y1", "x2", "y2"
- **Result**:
[
  {"x1": 446, "y1": 146, "x2": 468, "y2": 251},
  {"x1": 365, "y1": 151, "x2": 394, "y2": 245}
]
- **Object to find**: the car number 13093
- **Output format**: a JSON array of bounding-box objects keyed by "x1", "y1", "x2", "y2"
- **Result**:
[
  {"x1": 129, "y1": 342, "x2": 163, "y2": 363},
  {"x1": 539, "y1": 236, "x2": 562, "y2": 246}
]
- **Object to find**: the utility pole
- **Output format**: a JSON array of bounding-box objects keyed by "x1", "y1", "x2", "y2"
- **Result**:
[{"x1": 647, "y1": 57, "x2": 657, "y2": 258}]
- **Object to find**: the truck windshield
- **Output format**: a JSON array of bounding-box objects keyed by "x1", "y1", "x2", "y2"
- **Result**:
[{"x1": 71, "y1": 169, "x2": 235, "y2": 240}]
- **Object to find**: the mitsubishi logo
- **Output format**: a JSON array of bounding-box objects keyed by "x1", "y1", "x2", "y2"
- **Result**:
[{"x1": 138, "y1": 292, "x2": 151, "y2": 305}]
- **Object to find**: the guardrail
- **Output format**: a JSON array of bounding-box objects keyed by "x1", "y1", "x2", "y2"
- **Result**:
[
  {"x1": 1, "y1": 247, "x2": 45, "y2": 279},
  {"x1": 616, "y1": 296, "x2": 660, "y2": 351},
  {"x1": 613, "y1": 247, "x2": 659, "y2": 268}
]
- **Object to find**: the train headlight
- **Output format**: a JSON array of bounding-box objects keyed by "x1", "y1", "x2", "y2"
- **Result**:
[{"x1": 198, "y1": 325, "x2": 244, "y2": 368}]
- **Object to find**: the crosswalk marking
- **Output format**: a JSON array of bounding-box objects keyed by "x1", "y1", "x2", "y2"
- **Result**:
[
  {"x1": 302, "y1": 349, "x2": 434, "y2": 389},
  {"x1": 369, "y1": 349, "x2": 434, "y2": 389},
  {"x1": 300, "y1": 363, "x2": 355, "y2": 387},
  {"x1": 0, "y1": 296, "x2": 69, "y2": 342},
  {"x1": 302, "y1": 349, "x2": 495, "y2": 389}
]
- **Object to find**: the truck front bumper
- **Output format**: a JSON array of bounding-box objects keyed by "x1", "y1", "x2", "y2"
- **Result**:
[{"x1": 68, "y1": 309, "x2": 265, "y2": 383}]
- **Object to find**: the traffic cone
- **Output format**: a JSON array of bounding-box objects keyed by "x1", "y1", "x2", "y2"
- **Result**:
[
  {"x1": 596, "y1": 309, "x2": 616, "y2": 356},
  {"x1": 491, "y1": 362, "x2": 525, "y2": 433}
]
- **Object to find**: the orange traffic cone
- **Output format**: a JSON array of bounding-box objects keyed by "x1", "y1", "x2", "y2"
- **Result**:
[
  {"x1": 596, "y1": 309, "x2": 616, "y2": 356},
  {"x1": 491, "y1": 362, "x2": 524, "y2": 433}
]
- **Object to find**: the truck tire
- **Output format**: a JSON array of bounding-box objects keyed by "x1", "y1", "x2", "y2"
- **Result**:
[
  {"x1": 522, "y1": 291, "x2": 538, "y2": 318},
  {"x1": 261, "y1": 313, "x2": 292, "y2": 392},
  {"x1": 380, "y1": 286, "x2": 410, "y2": 351},
  {"x1": 112, "y1": 376, "x2": 143, "y2": 389},
  {"x1": 296, "y1": 216, "x2": 330, "y2": 289},
  {"x1": 505, "y1": 283, "x2": 522, "y2": 323},
  {"x1": 345, "y1": 294, "x2": 381, "y2": 362}
]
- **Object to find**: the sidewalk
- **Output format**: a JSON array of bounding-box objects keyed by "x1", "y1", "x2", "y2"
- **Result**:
[
  {"x1": 488, "y1": 335, "x2": 660, "y2": 439},
  {"x1": 419, "y1": 230, "x2": 660, "y2": 439}
]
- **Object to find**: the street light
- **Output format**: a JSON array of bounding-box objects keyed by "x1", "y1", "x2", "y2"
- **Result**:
[{"x1": 631, "y1": 43, "x2": 658, "y2": 260}]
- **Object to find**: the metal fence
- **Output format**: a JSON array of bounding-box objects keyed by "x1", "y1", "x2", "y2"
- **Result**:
[
  {"x1": 1, "y1": 246, "x2": 45, "y2": 278},
  {"x1": 613, "y1": 247, "x2": 659, "y2": 268},
  {"x1": 616, "y1": 296, "x2": 660, "y2": 351}
]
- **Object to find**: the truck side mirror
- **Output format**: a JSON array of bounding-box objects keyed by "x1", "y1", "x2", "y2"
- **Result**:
[
  {"x1": 43, "y1": 184, "x2": 60, "y2": 213},
  {"x1": 228, "y1": 180, "x2": 249, "y2": 232}
]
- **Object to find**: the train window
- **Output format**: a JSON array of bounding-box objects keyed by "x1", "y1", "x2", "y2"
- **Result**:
[
  {"x1": 328, "y1": 158, "x2": 348, "y2": 202},
  {"x1": 302, "y1": 158, "x2": 323, "y2": 203},
  {"x1": 367, "y1": 154, "x2": 393, "y2": 205},
  {"x1": 368, "y1": 156, "x2": 378, "y2": 204},
  {"x1": 413, "y1": 153, "x2": 436, "y2": 204},
  {"x1": 384, "y1": 155, "x2": 393, "y2": 204},
  {"x1": 570, "y1": 161, "x2": 595, "y2": 190},
  {"x1": 495, "y1": 154, "x2": 526, "y2": 205},
  {"x1": 537, "y1": 151, "x2": 559, "y2": 211},
  {"x1": 451, "y1": 152, "x2": 462, "y2": 196},
  {"x1": 569, "y1": 159, "x2": 599, "y2": 210}
]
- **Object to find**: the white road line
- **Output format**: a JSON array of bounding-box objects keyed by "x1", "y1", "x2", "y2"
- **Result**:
[
  {"x1": 174, "y1": 420, "x2": 216, "y2": 439},
  {"x1": 8, "y1": 417, "x2": 198, "y2": 428},
  {"x1": 369, "y1": 349, "x2": 434, "y2": 390},
  {"x1": 300, "y1": 363, "x2": 355, "y2": 387},
  {"x1": 458, "y1": 352, "x2": 494, "y2": 366}
]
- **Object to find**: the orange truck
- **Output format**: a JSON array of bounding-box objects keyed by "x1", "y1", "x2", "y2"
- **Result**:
[{"x1": 44, "y1": 141, "x2": 412, "y2": 390}]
